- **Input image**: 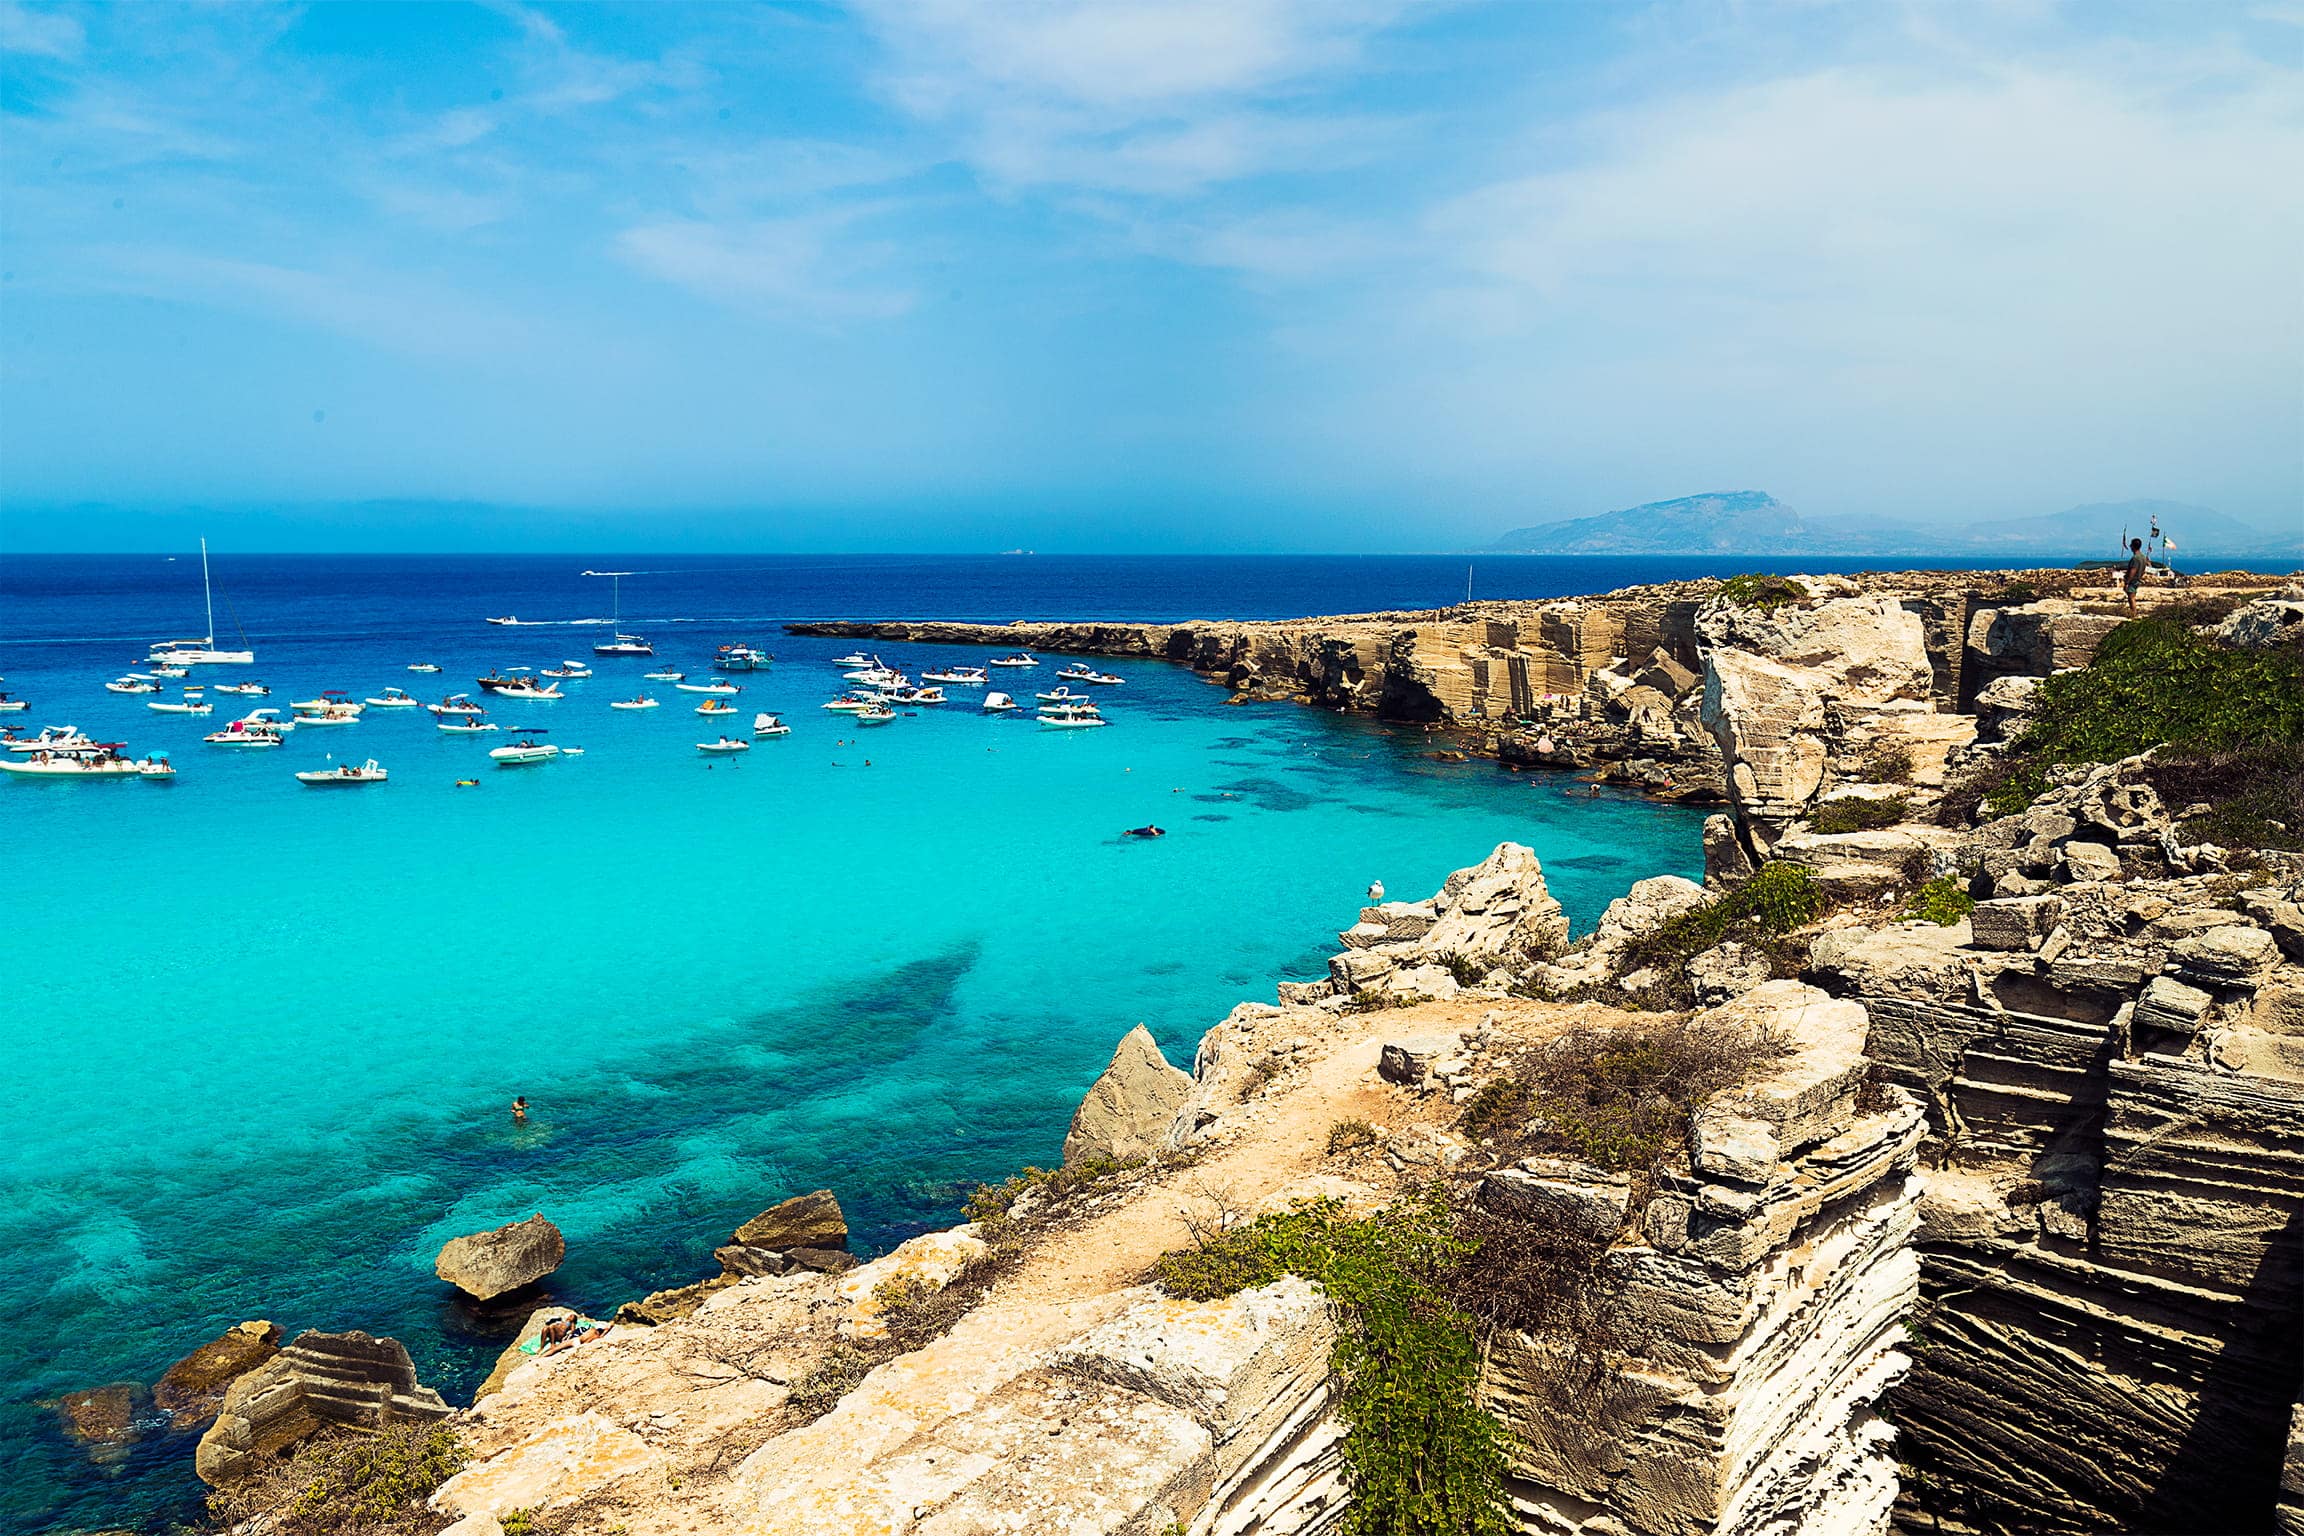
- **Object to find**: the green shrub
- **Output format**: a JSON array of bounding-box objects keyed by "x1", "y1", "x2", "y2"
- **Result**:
[
  {"x1": 1604, "y1": 862, "x2": 1820, "y2": 1012},
  {"x1": 1155, "y1": 1192, "x2": 1513, "y2": 1536},
  {"x1": 1863, "y1": 743, "x2": 1916, "y2": 784},
  {"x1": 1809, "y1": 795, "x2": 1909, "y2": 834},
  {"x1": 1326, "y1": 1117, "x2": 1379, "y2": 1154},
  {"x1": 1978, "y1": 615, "x2": 2304, "y2": 818},
  {"x1": 1522, "y1": 1019, "x2": 1787, "y2": 1175},
  {"x1": 206, "y1": 1420, "x2": 467, "y2": 1535},
  {"x1": 1457, "y1": 1077, "x2": 1533, "y2": 1142},
  {"x1": 2145, "y1": 741, "x2": 2304, "y2": 853},
  {"x1": 1904, "y1": 877, "x2": 1975, "y2": 926},
  {"x1": 1716, "y1": 574, "x2": 1810, "y2": 613}
]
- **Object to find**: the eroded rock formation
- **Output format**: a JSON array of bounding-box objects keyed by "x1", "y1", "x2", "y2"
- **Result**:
[
  {"x1": 1065, "y1": 1022, "x2": 1194, "y2": 1165},
  {"x1": 195, "y1": 1329, "x2": 450, "y2": 1485},
  {"x1": 435, "y1": 1213, "x2": 565, "y2": 1301}
]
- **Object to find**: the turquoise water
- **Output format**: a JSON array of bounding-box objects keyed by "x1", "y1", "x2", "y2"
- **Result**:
[{"x1": 0, "y1": 555, "x2": 1706, "y2": 1530}]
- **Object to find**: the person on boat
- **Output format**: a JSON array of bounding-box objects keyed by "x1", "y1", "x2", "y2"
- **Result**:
[
  {"x1": 2123, "y1": 536, "x2": 2148, "y2": 616},
  {"x1": 511, "y1": 1095, "x2": 528, "y2": 1123}
]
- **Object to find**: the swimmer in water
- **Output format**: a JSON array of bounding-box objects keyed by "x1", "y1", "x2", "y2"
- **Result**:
[{"x1": 511, "y1": 1095, "x2": 528, "y2": 1123}]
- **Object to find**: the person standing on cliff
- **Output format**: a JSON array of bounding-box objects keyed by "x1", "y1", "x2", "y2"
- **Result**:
[{"x1": 2123, "y1": 536, "x2": 2148, "y2": 617}]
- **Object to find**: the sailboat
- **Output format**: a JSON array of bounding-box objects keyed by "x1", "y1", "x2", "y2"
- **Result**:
[
  {"x1": 585, "y1": 570, "x2": 654, "y2": 656},
  {"x1": 148, "y1": 540, "x2": 255, "y2": 666}
]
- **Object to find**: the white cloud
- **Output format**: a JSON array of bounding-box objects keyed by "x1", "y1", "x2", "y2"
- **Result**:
[
  {"x1": 0, "y1": 0, "x2": 83, "y2": 59},
  {"x1": 613, "y1": 214, "x2": 916, "y2": 321}
]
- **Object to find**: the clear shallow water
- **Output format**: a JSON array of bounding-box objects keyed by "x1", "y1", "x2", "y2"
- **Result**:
[{"x1": 0, "y1": 554, "x2": 1716, "y2": 1531}]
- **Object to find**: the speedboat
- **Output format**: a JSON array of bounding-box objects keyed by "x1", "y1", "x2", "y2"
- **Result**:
[
  {"x1": 296, "y1": 758, "x2": 387, "y2": 785},
  {"x1": 1057, "y1": 665, "x2": 1123, "y2": 685},
  {"x1": 407, "y1": 663, "x2": 442, "y2": 673},
  {"x1": 107, "y1": 675, "x2": 161, "y2": 694},
  {"x1": 542, "y1": 661, "x2": 594, "y2": 678},
  {"x1": 490, "y1": 679, "x2": 564, "y2": 701},
  {"x1": 753, "y1": 712, "x2": 790, "y2": 737},
  {"x1": 486, "y1": 615, "x2": 519, "y2": 626},
  {"x1": 0, "y1": 694, "x2": 25, "y2": 713},
  {"x1": 213, "y1": 681, "x2": 270, "y2": 696},
  {"x1": 7, "y1": 726, "x2": 95, "y2": 754},
  {"x1": 1035, "y1": 687, "x2": 1092, "y2": 705},
  {"x1": 983, "y1": 692, "x2": 1020, "y2": 713},
  {"x1": 428, "y1": 694, "x2": 484, "y2": 716},
  {"x1": 988, "y1": 653, "x2": 1038, "y2": 668},
  {"x1": 205, "y1": 710, "x2": 291, "y2": 746},
  {"x1": 696, "y1": 699, "x2": 737, "y2": 716},
  {"x1": 715, "y1": 644, "x2": 773, "y2": 671},
  {"x1": 609, "y1": 696, "x2": 659, "y2": 710},
  {"x1": 2, "y1": 745, "x2": 174, "y2": 778},
  {"x1": 148, "y1": 689, "x2": 213, "y2": 715},
  {"x1": 592, "y1": 633, "x2": 654, "y2": 657},
  {"x1": 697, "y1": 736, "x2": 750, "y2": 754},
  {"x1": 831, "y1": 651, "x2": 874, "y2": 668},
  {"x1": 489, "y1": 736, "x2": 561, "y2": 765},
  {"x1": 363, "y1": 688, "x2": 422, "y2": 708},
  {"x1": 474, "y1": 669, "x2": 528, "y2": 693},
  {"x1": 291, "y1": 692, "x2": 361, "y2": 715},
  {"x1": 921, "y1": 666, "x2": 987, "y2": 685},
  {"x1": 822, "y1": 694, "x2": 877, "y2": 712},
  {"x1": 855, "y1": 703, "x2": 896, "y2": 726},
  {"x1": 295, "y1": 703, "x2": 363, "y2": 727},
  {"x1": 675, "y1": 681, "x2": 739, "y2": 696},
  {"x1": 843, "y1": 666, "x2": 905, "y2": 689},
  {"x1": 1079, "y1": 669, "x2": 1124, "y2": 686},
  {"x1": 1038, "y1": 703, "x2": 1109, "y2": 729},
  {"x1": 886, "y1": 685, "x2": 946, "y2": 705},
  {"x1": 643, "y1": 669, "x2": 684, "y2": 682},
  {"x1": 438, "y1": 716, "x2": 498, "y2": 734},
  {"x1": 149, "y1": 663, "x2": 189, "y2": 679}
]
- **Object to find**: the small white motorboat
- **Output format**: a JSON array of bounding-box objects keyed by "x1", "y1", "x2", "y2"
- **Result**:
[
  {"x1": 296, "y1": 758, "x2": 387, "y2": 785},
  {"x1": 1035, "y1": 687, "x2": 1092, "y2": 705},
  {"x1": 609, "y1": 696, "x2": 660, "y2": 710},
  {"x1": 855, "y1": 703, "x2": 896, "y2": 726},
  {"x1": 715, "y1": 644, "x2": 772, "y2": 671},
  {"x1": 753, "y1": 712, "x2": 790, "y2": 737},
  {"x1": 643, "y1": 669, "x2": 685, "y2": 682},
  {"x1": 149, "y1": 689, "x2": 213, "y2": 715},
  {"x1": 486, "y1": 615, "x2": 520, "y2": 626},
  {"x1": 843, "y1": 667, "x2": 905, "y2": 689},
  {"x1": 106, "y1": 674, "x2": 161, "y2": 694},
  {"x1": 206, "y1": 710, "x2": 291, "y2": 746},
  {"x1": 1057, "y1": 665, "x2": 1123, "y2": 685},
  {"x1": 363, "y1": 688, "x2": 422, "y2": 708},
  {"x1": 675, "y1": 681, "x2": 740, "y2": 696},
  {"x1": 886, "y1": 685, "x2": 946, "y2": 705},
  {"x1": 830, "y1": 651, "x2": 874, "y2": 667},
  {"x1": 429, "y1": 694, "x2": 484, "y2": 716},
  {"x1": 0, "y1": 693, "x2": 26, "y2": 713},
  {"x1": 1038, "y1": 703, "x2": 1109, "y2": 729},
  {"x1": 988, "y1": 653, "x2": 1038, "y2": 668},
  {"x1": 407, "y1": 662, "x2": 442, "y2": 673},
  {"x1": 822, "y1": 694, "x2": 877, "y2": 712},
  {"x1": 213, "y1": 681, "x2": 270, "y2": 696},
  {"x1": 983, "y1": 692, "x2": 1020, "y2": 713},
  {"x1": 696, "y1": 699, "x2": 737, "y2": 717},
  {"x1": 149, "y1": 663, "x2": 189, "y2": 679},
  {"x1": 438, "y1": 718, "x2": 498, "y2": 734},
  {"x1": 490, "y1": 680, "x2": 564, "y2": 701},
  {"x1": 296, "y1": 703, "x2": 363, "y2": 726},
  {"x1": 291, "y1": 693, "x2": 362, "y2": 715},
  {"x1": 697, "y1": 736, "x2": 750, "y2": 754},
  {"x1": 489, "y1": 736, "x2": 562, "y2": 765},
  {"x1": 921, "y1": 666, "x2": 988, "y2": 685},
  {"x1": 542, "y1": 660, "x2": 594, "y2": 678},
  {"x1": 7, "y1": 726, "x2": 94, "y2": 754}
]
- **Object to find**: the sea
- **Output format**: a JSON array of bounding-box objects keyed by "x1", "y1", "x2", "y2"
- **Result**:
[{"x1": 0, "y1": 550, "x2": 2110, "y2": 1530}]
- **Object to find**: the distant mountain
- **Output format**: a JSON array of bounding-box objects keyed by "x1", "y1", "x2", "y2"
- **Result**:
[{"x1": 1483, "y1": 492, "x2": 2295, "y2": 559}]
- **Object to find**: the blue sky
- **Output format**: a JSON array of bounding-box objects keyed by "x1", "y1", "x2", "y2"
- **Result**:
[{"x1": 0, "y1": 0, "x2": 2298, "y2": 551}]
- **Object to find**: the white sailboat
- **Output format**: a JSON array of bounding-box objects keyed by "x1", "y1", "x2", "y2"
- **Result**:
[{"x1": 148, "y1": 540, "x2": 255, "y2": 666}]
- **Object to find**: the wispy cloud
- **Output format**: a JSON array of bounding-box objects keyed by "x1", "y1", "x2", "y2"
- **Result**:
[
  {"x1": 614, "y1": 212, "x2": 916, "y2": 322},
  {"x1": 0, "y1": 0, "x2": 83, "y2": 60}
]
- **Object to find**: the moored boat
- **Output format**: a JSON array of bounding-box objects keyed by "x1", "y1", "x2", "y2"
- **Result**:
[
  {"x1": 363, "y1": 687, "x2": 422, "y2": 708},
  {"x1": 983, "y1": 691, "x2": 1020, "y2": 713},
  {"x1": 148, "y1": 689, "x2": 213, "y2": 715},
  {"x1": 296, "y1": 757, "x2": 387, "y2": 785},
  {"x1": 1, "y1": 744, "x2": 174, "y2": 778},
  {"x1": 205, "y1": 709, "x2": 291, "y2": 746},
  {"x1": 610, "y1": 696, "x2": 659, "y2": 710},
  {"x1": 7, "y1": 725, "x2": 95, "y2": 754},
  {"x1": 0, "y1": 693, "x2": 26, "y2": 713},
  {"x1": 988, "y1": 652, "x2": 1038, "y2": 668},
  {"x1": 831, "y1": 651, "x2": 874, "y2": 667},
  {"x1": 715, "y1": 644, "x2": 773, "y2": 671},
  {"x1": 643, "y1": 668, "x2": 684, "y2": 682},
  {"x1": 675, "y1": 681, "x2": 740, "y2": 696},
  {"x1": 213, "y1": 681, "x2": 270, "y2": 696},
  {"x1": 753, "y1": 712, "x2": 790, "y2": 736},
  {"x1": 542, "y1": 661, "x2": 594, "y2": 678},
  {"x1": 855, "y1": 703, "x2": 896, "y2": 725},
  {"x1": 489, "y1": 734, "x2": 562, "y2": 765},
  {"x1": 107, "y1": 675, "x2": 161, "y2": 694},
  {"x1": 1037, "y1": 702, "x2": 1109, "y2": 729},
  {"x1": 697, "y1": 736, "x2": 750, "y2": 754},
  {"x1": 407, "y1": 662, "x2": 442, "y2": 673},
  {"x1": 921, "y1": 666, "x2": 988, "y2": 685},
  {"x1": 696, "y1": 699, "x2": 737, "y2": 716},
  {"x1": 429, "y1": 694, "x2": 484, "y2": 716}
]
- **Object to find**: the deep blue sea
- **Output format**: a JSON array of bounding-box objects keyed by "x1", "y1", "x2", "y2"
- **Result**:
[{"x1": 0, "y1": 550, "x2": 2031, "y2": 1531}]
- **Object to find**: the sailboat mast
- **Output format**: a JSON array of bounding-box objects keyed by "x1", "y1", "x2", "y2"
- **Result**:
[{"x1": 202, "y1": 538, "x2": 215, "y2": 645}]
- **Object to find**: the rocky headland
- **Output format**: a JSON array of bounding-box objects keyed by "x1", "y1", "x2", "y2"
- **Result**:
[{"x1": 160, "y1": 569, "x2": 2304, "y2": 1536}]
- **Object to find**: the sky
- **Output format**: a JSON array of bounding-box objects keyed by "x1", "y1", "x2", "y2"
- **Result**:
[{"x1": 0, "y1": 0, "x2": 2299, "y2": 553}]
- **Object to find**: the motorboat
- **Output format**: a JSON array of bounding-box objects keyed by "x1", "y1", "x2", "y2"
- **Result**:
[
  {"x1": 0, "y1": 694, "x2": 25, "y2": 713},
  {"x1": 107, "y1": 675, "x2": 161, "y2": 694},
  {"x1": 831, "y1": 651, "x2": 874, "y2": 667},
  {"x1": 489, "y1": 735, "x2": 562, "y2": 765},
  {"x1": 753, "y1": 712, "x2": 790, "y2": 737},
  {"x1": 643, "y1": 669, "x2": 684, "y2": 682},
  {"x1": 1035, "y1": 686, "x2": 1093, "y2": 705},
  {"x1": 2, "y1": 744, "x2": 174, "y2": 778},
  {"x1": 407, "y1": 663, "x2": 442, "y2": 673},
  {"x1": 213, "y1": 681, "x2": 270, "y2": 696},
  {"x1": 886, "y1": 685, "x2": 946, "y2": 705},
  {"x1": 438, "y1": 718, "x2": 498, "y2": 734},
  {"x1": 296, "y1": 703, "x2": 363, "y2": 727},
  {"x1": 842, "y1": 666, "x2": 905, "y2": 689},
  {"x1": 855, "y1": 703, "x2": 896, "y2": 726},
  {"x1": 149, "y1": 663, "x2": 189, "y2": 678},
  {"x1": 486, "y1": 615, "x2": 520, "y2": 626},
  {"x1": 7, "y1": 726, "x2": 95, "y2": 754},
  {"x1": 490, "y1": 679, "x2": 565, "y2": 701},
  {"x1": 822, "y1": 694, "x2": 877, "y2": 712},
  {"x1": 146, "y1": 539, "x2": 255, "y2": 666},
  {"x1": 983, "y1": 692, "x2": 1020, "y2": 713},
  {"x1": 988, "y1": 653, "x2": 1038, "y2": 668},
  {"x1": 715, "y1": 644, "x2": 773, "y2": 671},
  {"x1": 697, "y1": 736, "x2": 750, "y2": 754},
  {"x1": 363, "y1": 687, "x2": 422, "y2": 708},
  {"x1": 475, "y1": 669, "x2": 526, "y2": 693},
  {"x1": 429, "y1": 694, "x2": 484, "y2": 716},
  {"x1": 592, "y1": 633, "x2": 654, "y2": 657},
  {"x1": 148, "y1": 689, "x2": 213, "y2": 715},
  {"x1": 1057, "y1": 665, "x2": 1123, "y2": 685},
  {"x1": 205, "y1": 711, "x2": 290, "y2": 746},
  {"x1": 296, "y1": 758, "x2": 388, "y2": 785},
  {"x1": 1037, "y1": 703, "x2": 1109, "y2": 729},
  {"x1": 542, "y1": 661, "x2": 594, "y2": 678},
  {"x1": 696, "y1": 699, "x2": 737, "y2": 716},
  {"x1": 292, "y1": 692, "x2": 361, "y2": 715},
  {"x1": 921, "y1": 666, "x2": 988, "y2": 685},
  {"x1": 609, "y1": 696, "x2": 659, "y2": 710},
  {"x1": 676, "y1": 681, "x2": 739, "y2": 696}
]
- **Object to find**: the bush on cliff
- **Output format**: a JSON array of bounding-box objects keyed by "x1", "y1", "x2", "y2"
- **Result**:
[
  {"x1": 203, "y1": 1421, "x2": 466, "y2": 1535},
  {"x1": 1958, "y1": 614, "x2": 2304, "y2": 822},
  {"x1": 1715, "y1": 573, "x2": 1809, "y2": 613},
  {"x1": 1904, "y1": 877, "x2": 1975, "y2": 926},
  {"x1": 1598, "y1": 861, "x2": 1822, "y2": 1011},
  {"x1": 1156, "y1": 1191, "x2": 1514, "y2": 1536},
  {"x1": 1808, "y1": 795, "x2": 1909, "y2": 834}
]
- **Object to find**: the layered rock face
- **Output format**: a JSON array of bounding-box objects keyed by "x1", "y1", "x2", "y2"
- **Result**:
[
  {"x1": 1480, "y1": 982, "x2": 1926, "y2": 1536},
  {"x1": 195, "y1": 1329, "x2": 450, "y2": 1484},
  {"x1": 1813, "y1": 873, "x2": 2304, "y2": 1533}
]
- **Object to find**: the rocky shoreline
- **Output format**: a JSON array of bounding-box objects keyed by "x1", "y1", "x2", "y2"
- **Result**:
[{"x1": 84, "y1": 567, "x2": 2304, "y2": 1536}]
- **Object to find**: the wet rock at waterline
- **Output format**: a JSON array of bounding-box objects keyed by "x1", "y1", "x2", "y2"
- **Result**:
[
  {"x1": 154, "y1": 1319, "x2": 282, "y2": 1431},
  {"x1": 733, "y1": 1189, "x2": 847, "y2": 1252},
  {"x1": 435, "y1": 1213, "x2": 565, "y2": 1301}
]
